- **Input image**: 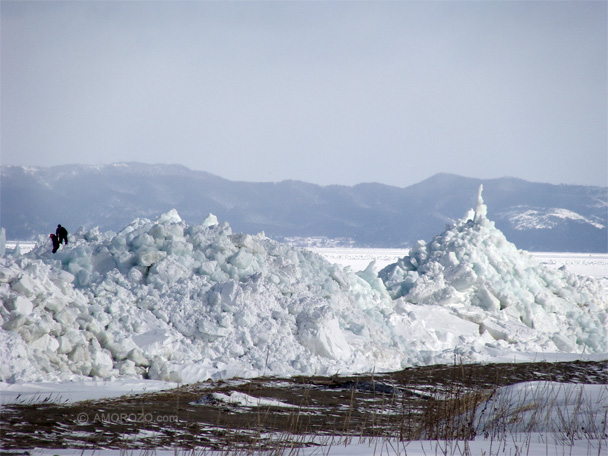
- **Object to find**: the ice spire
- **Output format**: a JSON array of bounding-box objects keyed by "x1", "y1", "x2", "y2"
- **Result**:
[
  {"x1": 473, "y1": 184, "x2": 487, "y2": 223},
  {"x1": 0, "y1": 227, "x2": 5, "y2": 257}
]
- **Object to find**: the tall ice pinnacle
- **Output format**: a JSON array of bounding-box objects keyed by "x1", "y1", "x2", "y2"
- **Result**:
[{"x1": 473, "y1": 184, "x2": 487, "y2": 223}]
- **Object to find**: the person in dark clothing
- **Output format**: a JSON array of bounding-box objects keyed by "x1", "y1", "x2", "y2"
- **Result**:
[
  {"x1": 50, "y1": 233, "x2": 60, "y2": 253},
  {"x1": 56, "y1": 224, "x2": 68, "y2": 245}
]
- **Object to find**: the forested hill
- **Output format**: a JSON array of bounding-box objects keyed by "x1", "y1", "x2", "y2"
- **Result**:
[{"x1": 1, "y1": 163, "x2": 606, "y2": 252}]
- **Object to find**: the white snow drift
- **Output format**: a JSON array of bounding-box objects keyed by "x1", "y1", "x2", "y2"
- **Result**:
[{"x1": 0, "y1": 187, "x2": 606, "y2": 384}]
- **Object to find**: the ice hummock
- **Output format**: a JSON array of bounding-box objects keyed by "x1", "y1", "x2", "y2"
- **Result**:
[
  {"x1": 0, "y1": 212, "x2": 403, "y2": 382},
  {"x1": 0, "y1": 189, "x2": 606, "y2": 384},
  {"x1": 379, "y1": 186, "x2": 607, "y2": 354}
]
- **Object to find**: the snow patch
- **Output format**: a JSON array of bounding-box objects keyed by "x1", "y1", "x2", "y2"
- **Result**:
[{"x1": 501, "y1": 207, "x2": 605, "y2": 230}]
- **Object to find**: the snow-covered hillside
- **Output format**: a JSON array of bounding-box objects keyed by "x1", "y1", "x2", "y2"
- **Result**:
[
  {"x1": 0, "y1": 187, "x2": 606, "y2": 384},
  {"x1": 498, "y1": 206, "x2": 606, "y2": 230}
]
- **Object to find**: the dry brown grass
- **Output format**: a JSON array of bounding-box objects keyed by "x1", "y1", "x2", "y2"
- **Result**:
[{"x1": 1, "y1": 360, "x2": 606, "y2": 452}]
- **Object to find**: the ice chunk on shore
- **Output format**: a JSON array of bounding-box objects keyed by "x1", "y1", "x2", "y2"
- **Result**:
[
  {"x1": 1, "y1": 210, "x2": 401, "y2": 383},
  {"x1": 379, "y1": 187, "x2": 607, "y2": 354}
]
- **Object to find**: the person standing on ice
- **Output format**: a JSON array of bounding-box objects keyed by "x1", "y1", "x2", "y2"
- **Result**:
[
  {"x1": 49, "y1": 233, "x2": 60, "y2": 253},
  {"x1": 56, "y1": 224, "x2": 68, "y2": 245}
]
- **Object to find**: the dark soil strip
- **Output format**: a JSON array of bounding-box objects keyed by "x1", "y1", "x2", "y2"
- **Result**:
[{"x1": 1, "y1": 360, "x2": 606, "y2": 450}]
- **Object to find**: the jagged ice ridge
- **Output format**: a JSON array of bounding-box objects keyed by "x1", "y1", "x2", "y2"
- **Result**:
[{"x1": 0, "y1": 187, "x2": 606, "y2": 383}]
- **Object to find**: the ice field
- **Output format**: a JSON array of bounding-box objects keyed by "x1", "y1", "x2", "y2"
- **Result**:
[{"x1": 314, "y1": 247, "x2": 608, "y2": 286}]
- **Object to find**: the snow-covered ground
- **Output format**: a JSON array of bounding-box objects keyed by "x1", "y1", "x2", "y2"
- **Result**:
[{"x1": 11, "y1": 378, "x2": 608, "y2": 456}]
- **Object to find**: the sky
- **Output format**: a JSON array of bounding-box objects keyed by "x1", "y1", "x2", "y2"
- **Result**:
[{"x1": 1, "y1": 0, "x2": 606, "y2": 188}]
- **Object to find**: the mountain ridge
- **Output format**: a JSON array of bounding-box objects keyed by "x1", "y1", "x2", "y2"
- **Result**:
[{"x1": 1, "y1": 163, "x2": 606, "y2": 252}]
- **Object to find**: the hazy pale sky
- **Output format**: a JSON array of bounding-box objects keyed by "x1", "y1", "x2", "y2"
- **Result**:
[{"x1": 1, "y1": 1, "x2": 606, "y2": 187}]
